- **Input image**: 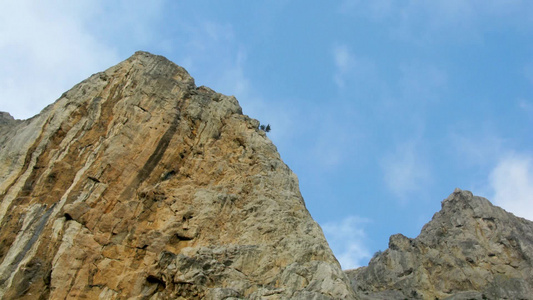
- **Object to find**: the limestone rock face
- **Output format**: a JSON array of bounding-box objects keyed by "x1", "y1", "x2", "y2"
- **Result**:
[
  {"x1": 347, "y1": 189, "x2": 533, "y2": 300},
  {"x1": 0, "y1": 52, "x2": 355, "y2": 299}
]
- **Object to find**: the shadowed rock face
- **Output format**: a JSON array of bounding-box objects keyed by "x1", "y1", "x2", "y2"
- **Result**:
[
  {"x1": 0, "y1": 52, "x2": 355, "y2": 299},
  {"x1": 347, "y1": 189, "x2": 533, "y2": 300}
]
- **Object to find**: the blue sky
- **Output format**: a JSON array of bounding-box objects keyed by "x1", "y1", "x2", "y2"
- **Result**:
[{"x1": 1, "y1": 0, "x2": 532, "y2": 269}]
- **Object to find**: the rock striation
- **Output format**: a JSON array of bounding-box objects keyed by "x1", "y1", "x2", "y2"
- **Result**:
[
  {"x1": 0, "y1": 52, "x2": 355, "y2": 299},
  {"x1": 347, "y1": 188, "x2": 533, "y2": 300}
]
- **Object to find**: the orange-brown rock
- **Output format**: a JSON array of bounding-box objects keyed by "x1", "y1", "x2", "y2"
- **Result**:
[{"x1": 0, "y1": 52, "x2": 355, "y2": 299}]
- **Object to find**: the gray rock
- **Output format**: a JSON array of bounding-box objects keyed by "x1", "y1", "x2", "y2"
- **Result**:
[
  {"x1": 0, "y1": 112, "x2": 19, "y2": 136},
  {"x1": 0, "y1": 112, "x2": 15, "y2": 125},
  {"x1": 347, "y1": 188, "x2": 533, "y2": 299}
]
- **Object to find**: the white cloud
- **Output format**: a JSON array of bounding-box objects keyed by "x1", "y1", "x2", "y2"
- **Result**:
[
  {"x1": 322, "y1": 216, "x2": 371, "y2": 270},
  {"x1": 489, "y1": 154, "x2": 533, "y2": 221},
  {"x1": 0, "y1": 0, "x2": 120, "y2": 119},
  {"x1": 381, "y1": 140, "x2": 431, "y2": 200},
  {"x1": 0, "y1": 0, "x2": 171, "y2": 120}
]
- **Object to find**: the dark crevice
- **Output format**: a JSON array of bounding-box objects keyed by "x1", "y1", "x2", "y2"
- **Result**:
[
  {"x1": 135, "y1": 105, "x2": 148, "y2": 112},
  {"x1": 176, "y1": 233, "x2": 193, "y2": 241},
  {"x1": 0, "y1": 204, "x2": 55, "y2": 288},
  {"x1": 146, "y1": 275, "x2": 166, "y2": 291},
  {"x1": 87, "y1": 176, "x2": 101, "y2": 183},
  {"x1": 136, "y1": 244, "x2": 148, "y2": 250},
  {"x1": 121, "y1": 104, "x2": 182, "y2": 199},
  {"x1": 162, "y1": 170, "x2": 176, "y2": 181}
]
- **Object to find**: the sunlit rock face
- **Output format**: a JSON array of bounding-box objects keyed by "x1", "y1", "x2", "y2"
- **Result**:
[
  {"x1": 0, "y1": 52, "x2": 355, "y2": 300},
  {"x1": 347, "y1": 188, "x2": 533, "y2": 300}
]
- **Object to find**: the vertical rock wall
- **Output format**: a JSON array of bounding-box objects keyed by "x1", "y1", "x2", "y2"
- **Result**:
[{"x1": 0, "y1": 52, "x2": 355, "y2": 299}]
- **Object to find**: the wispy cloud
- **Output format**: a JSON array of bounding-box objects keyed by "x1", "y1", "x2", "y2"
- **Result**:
[
  {"x1": 525, "y1": 61, "x2": 533, "y2": 85},
  {"x1": 332, "y1": 44, "x2": 376, "y2": 89},
  {"x1": 519, "y1": 99, "x2": 533, "y2": 115},
  {"x1": 169, "y1": 21, "x2": 255, "y2": 110},
  {"x1": 489, "y1": 153, "x2": 533, "y2": 221},
  {"x1": 381, "y1": 140, "x2": 431, "y2": 200},
  {"x1": 168, "y1": 20, "x2": 297, "y2": 146},
  {"x1": 338, "y1": 0, "x2": 394, "y2": 20},
  {"x1": 448, "y1": 131, "x2": 506, "y2": 168},
  {"x1": 338, "y1": 1, "x2": 533, "y2": 44},
  {"x1": 447, "y1": 128, "x2": 533, "y2": 219},
  {"x1": 322, "y1": 216, "x2": 371, "y2": 270},
  {"x1": 304, "y1": 106, "x2": 366, "y2": 170},
  {"x1": 333, "y1": 45, "x2": 354, "y2": 88},
  {"x1": 398, "y1": 62, "x2": 447, "y2": 104},
  {"x1": 377, "y1": 61, "x2": 447, "y2": 126}
]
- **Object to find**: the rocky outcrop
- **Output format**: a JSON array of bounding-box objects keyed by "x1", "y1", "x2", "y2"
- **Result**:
[
  {"x1": 0, "y1": 112, "x2": 18, "y2": 134},
  {"x1": 0, "y1": 52, "x2": 355, "y2": 299},
  {"x1": 0, "y1": 112, "x2": 16, "y2": 126},
  {"x1": 347, "y1": 188, "x2": 533, "y2": 300}
]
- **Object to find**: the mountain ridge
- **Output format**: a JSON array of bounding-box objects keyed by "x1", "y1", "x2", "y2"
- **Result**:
[
  {"x1": 1, "y1": 51, "x2": 532, "y2": 300},
  {"x1": 347, "y1": 188, "x2": 533, "y2": 299}
]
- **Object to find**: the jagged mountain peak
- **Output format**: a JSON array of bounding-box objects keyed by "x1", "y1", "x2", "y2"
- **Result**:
[
  {"x1": 348, "y1": 189, "x2": 533, "y2": 300},
  {"x1": 438, "y1": 188, "x2": 505, "y2": 219},
  {"x1": 0, "y1": 111, "x2": 15, "y2": 121},
  {"x1": 0, "y1": 112, "x2": 17, "y2": 128}
]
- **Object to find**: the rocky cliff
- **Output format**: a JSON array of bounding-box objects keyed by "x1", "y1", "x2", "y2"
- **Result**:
[
  {"x1": 0, "y1": 52, "x2": 355, "y2": 299},
  {"x1": 347, "y1": 188, "x2": 533, "y2": 300},
  {"x1": 2, "y1": 51, "x2": 533, "y2": 300}
]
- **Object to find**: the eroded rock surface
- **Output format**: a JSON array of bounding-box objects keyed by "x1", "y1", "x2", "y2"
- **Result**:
[
  {"x1": 0, "y1": 52, "x2": 355, "y2": 299},
  {"x1": 347, "y1": 189, "x2": 533, "y2": 300}
]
